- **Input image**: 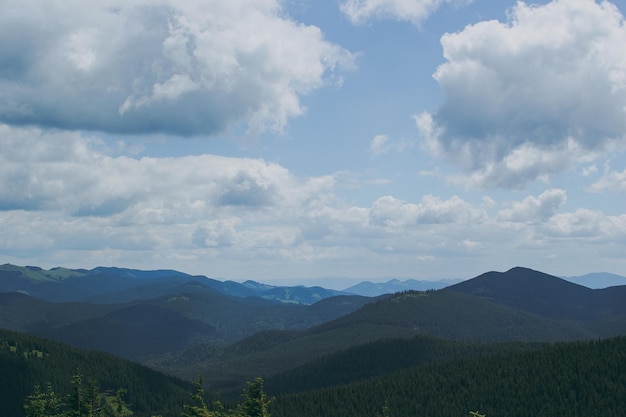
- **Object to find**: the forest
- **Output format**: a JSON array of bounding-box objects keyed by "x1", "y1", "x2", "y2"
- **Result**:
[
  {"x1": 23, "y1": 373, "x2": 272, "y2": 417},
  {"x1": 4, "y1": 329, "x2": 626, "y2": 417},
  {"x1": 271, "y1": 337, "x2": 626, "y2": 417}
]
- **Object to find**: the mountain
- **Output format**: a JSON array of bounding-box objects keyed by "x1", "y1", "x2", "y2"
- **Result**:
[
  {"x1": 1, "y1": 280, "x2": 373, "y2": 360},
  {"x1": 181, "y1": 267, "x2": 626, "y2": 390},
  {"x1": 0, "y1": 292, "x2": 121, "y2": 332},
  {"x1": 562, "y1": 272, "x2": 626, "y2": 289},
  {"x1": 174, "y1": 290, "x2": 598, "y2": 389},
  {"x1": 4, "y1": 263, "x2": 626, "y2": 394},
  {"x1": 343, "y1": 278, "x2": 461, "y2": 296},
  {"x1": 0, "y1": 263, "x2": 350, "y2": 305},
  {"x1": 448, "y1": 266, "x2": 626, "y2": 320}
]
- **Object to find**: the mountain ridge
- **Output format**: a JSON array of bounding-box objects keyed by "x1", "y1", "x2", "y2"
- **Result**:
[{"x1": 448, "y1": 266, "x2": 626, "y2": 320}]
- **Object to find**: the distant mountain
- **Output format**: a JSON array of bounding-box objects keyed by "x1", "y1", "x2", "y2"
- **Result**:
[
  {"x1": 0, "y1": 263, "x2": 350, "y2": 305},
  {"x1": 0, "y1": 292, "x2": 120, "y2": 332},
  {"x1": 185, "y1": 267, "x2": 626, "y2": 389},
  {"x1": 448, "y1": 266, "x2": 626, "y2": 320},
  {"x1": 0, "y1": 280, "x2": 372, "y2": 360},
  {"x1": 343, "y1": 278, "x2": 461, "y2": 296},
  {"x1": 562, "y1": 272, "x2": 626, "y2": 289}
]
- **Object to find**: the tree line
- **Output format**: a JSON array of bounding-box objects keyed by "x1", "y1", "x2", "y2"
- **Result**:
[{"x1": 24, "y1": 372, "x2": 273, "y2": 417}]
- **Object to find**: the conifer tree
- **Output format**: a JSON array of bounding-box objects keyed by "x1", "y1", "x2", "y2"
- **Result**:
[
  {"x1": 237, "y1": 378, "x2": 273, "y2": 417},
  {"x1": 24, "y1": 383, "x2": 61, "y2": 417},
  {"x1": 181, "y1": 376, "x2": 218, "y2": 417}
]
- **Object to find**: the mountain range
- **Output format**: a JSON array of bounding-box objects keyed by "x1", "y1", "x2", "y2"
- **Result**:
[
  {"x1": 2, "y1": 263, "x2": 626, "y2": 416},
  {"x1": 2, "y1": 263, "x2": 626, "y2": 389}
]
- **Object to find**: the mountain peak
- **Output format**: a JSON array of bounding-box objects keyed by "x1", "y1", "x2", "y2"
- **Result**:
[{"x1": 447, "y1": 267, "x2": 595, "y2": 320}]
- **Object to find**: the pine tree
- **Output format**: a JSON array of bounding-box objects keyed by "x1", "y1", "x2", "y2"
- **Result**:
[
  {"x1": 237, "y1": 378, "x2": 273, "y2": 417},
  {"x1": 24, "y1": 383, "x2": 61, "y2": 417},
  {"x1": 181, "y1": 376, "x2": 218, "y2": 417}
]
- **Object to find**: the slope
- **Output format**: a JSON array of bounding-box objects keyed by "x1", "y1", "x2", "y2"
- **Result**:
[
  {"x1": 0, "y1": 328, "x2": 192, "y2": 417},
  {"x1": 448, "y1": 266, "x2": 626, "y2": 320},
  {"x1": 20, "y1": 283, "x2": 372, "y2": 360},
  {"x1": 270, "y1": 336, "x2": 626, "y2": 417},
  {"x1": 178, "y1": 289, "x2": 599, "y2": 390}
]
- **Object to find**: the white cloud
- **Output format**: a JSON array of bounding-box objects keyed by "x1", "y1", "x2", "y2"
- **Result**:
[
  {"x1": 586, "y1": 168, "x2": 626, "y2": 193},
  {"x1": 0, "y1": 124, "x2": 333, "y2": 218},
  {"x1": 370, "y1": 134, "x2": 390, "y2": 155},
  {"x1": 1, "y1": 124, "x2": 624, "y2": 279},
  {"x1": 369, "y1": 194, "x2": 486, "y2": 228},
  {"x1": 582, "y1": 164, "x2": 599, "y2": 177},
  {"x1": 0, "y1": 0, "x2": 355, "y2": 136},
  {"x1": 417, "y1": 0, "x2": 626, "y2": 188},
  {"x1": 340, "y1": 0, "x2": 470, "y2": 26},
  {"x1": 498, "y1": 189, "x2": 567, "y2": 223},
  {"x1": 543, "y1": 209, "x2": 626, "y2": 241},
  {"x1": 369, "y1": 134, "x2": 409, "y2": 156}
]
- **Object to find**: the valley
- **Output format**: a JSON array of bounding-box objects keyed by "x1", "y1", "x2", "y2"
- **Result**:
[{"x1": 1, "y1": 264, "x2": 625, "y2": 416}]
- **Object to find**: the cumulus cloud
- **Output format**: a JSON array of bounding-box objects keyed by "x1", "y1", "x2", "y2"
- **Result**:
[
  {"x1": 498, "y1": 189, "x2": 567, "y2": 223},
  {"x1": 340, "y1": 0, "x2": 470, "y2": 26},
  {"x1": 417, "y1": 0, "x2": 626, "y2": 188},
  {"x1": 586, "y1": 168, "x2": 626, "y2": 193},
  {"x1": 544, "y1": 209, "x2": 626, "y2": 241},
  {"x1": 369, "y1": 194, "x2": 486, "y2": 228},
  {"x1": 1, "y1": 124, "x2": 624, "y2": 279},
  {"x1": 0, "y1": 0, "x2": 355, "y2": 136},
  {"x1": 0, "y1": 124, "x2": 333, "y2": 218}
]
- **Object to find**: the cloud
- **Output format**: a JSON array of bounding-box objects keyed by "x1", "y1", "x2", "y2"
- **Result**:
[
  {"x1": 370, "y1": 134, "x2": 391, "y2": 155},
  {"x1": 544, "y1": 209, "x2": 626, "y2": 241},
  {"x1": 340, "y1": 0, "x2": 470, "y2": 26},
  {"x1": 498, "y1": 189, "x2": 567, "y2": 223},
  {"x1": 0, "y1": 0, "x2": 355, "y2": 136},
  {"x1": 369, "y1": 194, "x2": 486, "y2": 228},
  {"x1": 417, "y1": 0, "x2": 626, "y2": 188},
  {"x1": 369, "y1": 134, "x2": 409, "y2": 156},
  {"x1": 0, "y1": 124, "x2": 333, "y2": 218},
  {"x1": 586, "y1": 168, "x2": 626, "y2": 193},
  {"x1": 1, "y1": 124, "x2": 624, "y2": 279}
]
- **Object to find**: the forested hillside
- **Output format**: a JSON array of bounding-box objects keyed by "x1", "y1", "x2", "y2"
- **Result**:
[
  {"x1": 264, "y1": 335, "x2": 543, "y2": 394},
  {"x1": 0, "y1": 329, "x2": 191, "y2": 417},
  {"x1": 271, "y1": 336, "x2": 626, "y2": 417}
]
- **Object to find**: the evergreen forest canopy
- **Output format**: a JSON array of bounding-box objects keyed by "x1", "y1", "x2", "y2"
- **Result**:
[{"x1": 7, "y1": 330, "x2": 626, "y2": 417}]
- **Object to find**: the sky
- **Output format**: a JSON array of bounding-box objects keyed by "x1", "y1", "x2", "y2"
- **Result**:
[{"x1": 1, "y1": 0, "x2": 625, "y2": 288}]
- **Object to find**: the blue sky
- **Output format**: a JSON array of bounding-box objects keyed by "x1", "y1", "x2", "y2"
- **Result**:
[{"x1": 1, "y1": 0, "x2": 625, "y2": 288}]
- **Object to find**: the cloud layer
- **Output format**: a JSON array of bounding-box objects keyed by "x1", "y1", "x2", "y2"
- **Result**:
[
  {"x1": 0, "y1": 0, "x2": 355, "y2": 136},
  {"x1": 1, "y1": 124, "x2": 624, "y2": 278},
  {"x1": 417, "y1": 0, "x2": 626, "y2": 188}
]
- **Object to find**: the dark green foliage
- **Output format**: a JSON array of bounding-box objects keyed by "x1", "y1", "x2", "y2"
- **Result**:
[
  {"x1": 0, "y1": 329, "x2": 191, "y2": 417},
  {"x1": 271, "y1": 337, "x2": 626, "y2": 417},
  {"x1": 181, "y1": 377, "x2": 215, "y2": 417},
  {"x1": 265, "y1": 335, "x2": 541, "y2": 394},
  {"x1": 23, "y1": 383, "x2": 62, "y2": 417},
  {"x1": 236, "y1": 378, "x2": 272, "y2": 417}
]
